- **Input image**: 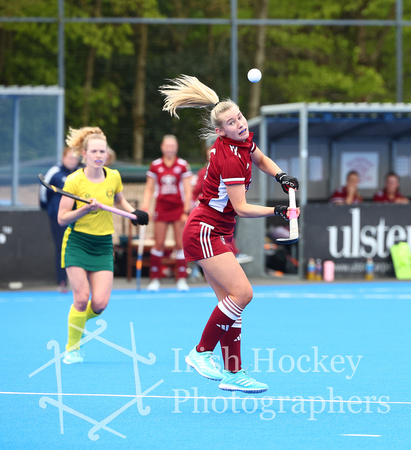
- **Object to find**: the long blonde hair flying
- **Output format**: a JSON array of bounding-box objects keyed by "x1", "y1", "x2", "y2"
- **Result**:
[{"x1": 159, "y1": 74, "x2": 239, "y2": 140}]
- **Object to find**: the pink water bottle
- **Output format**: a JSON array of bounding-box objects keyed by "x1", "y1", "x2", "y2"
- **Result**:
[{"x1": 323, "y1": 260, "x2": 335, "y2": 282}]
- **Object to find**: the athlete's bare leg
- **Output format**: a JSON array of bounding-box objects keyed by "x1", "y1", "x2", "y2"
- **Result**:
[
  {"x1": 88, "y1": 270, "x2": 113, "y2": 314},
  {"x1": 197, "y1": 252, "x2": 253, "y2": 309},
  {"x1": 172, "y1": 219, "x2": 185, "y2": 250},
  {"x1": 153, "y1": 221, "x2": 168, "y2": 252},
  {"x1": 66, "y1": 267, "x2": 113, "y2": 314}
]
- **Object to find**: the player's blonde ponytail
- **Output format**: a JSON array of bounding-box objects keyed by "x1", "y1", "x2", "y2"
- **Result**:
[
  {"x1": 159, "y1": 75, "x2": 239, "y2": 140},
  {"x1": 159, "y1": 75, "x2": 219, "y2": 118}
]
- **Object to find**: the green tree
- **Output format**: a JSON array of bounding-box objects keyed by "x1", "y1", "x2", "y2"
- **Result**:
[
  {"x1": 1, "y1": 0, "x2": 409, "y2": 164},
  {"x1": 0, "y1": 1, "x2": 58, "y2": 85}
]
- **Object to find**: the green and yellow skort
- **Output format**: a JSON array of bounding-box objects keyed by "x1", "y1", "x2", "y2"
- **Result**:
[{"x1": 62, "y1": 228, "x2": 114, "y2": 272}]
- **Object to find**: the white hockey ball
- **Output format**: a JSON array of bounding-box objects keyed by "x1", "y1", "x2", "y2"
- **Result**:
[{"x1": 247, "y1": 68, "x2": 262, "y2": 83}]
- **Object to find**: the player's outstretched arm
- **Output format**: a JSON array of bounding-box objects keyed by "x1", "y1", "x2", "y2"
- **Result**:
[
  {"x1": 251, "y1": 147, "x2": 299, "y2": 193},
  {"x1": 114, "y1": 192, "x2": 149, "y2": 226}
]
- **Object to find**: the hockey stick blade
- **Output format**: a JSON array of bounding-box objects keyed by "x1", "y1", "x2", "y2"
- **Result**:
[
  {"x1": 276, "y1": 228, "x2": 299, "y2": 244},
  {"x1": 39, "y1": 173, "x2": 91, "y2": 204}
]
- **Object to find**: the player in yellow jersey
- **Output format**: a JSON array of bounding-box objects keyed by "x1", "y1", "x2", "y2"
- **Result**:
[{"x1": 58, "y1": 127, "x2": 148, "y2": 364}]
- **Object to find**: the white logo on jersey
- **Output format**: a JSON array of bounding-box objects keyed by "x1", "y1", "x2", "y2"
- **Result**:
[
  {"x1": 217, "y1": 324, "x2": 230, "y2": 331},
  {"x1": 162, "y1": 174, "x2": 176, "y2": 186},
  {"x1": 220, "y1": 236, "x2": 226, "y2": 245},
  {"x1": 229, "y1": 145, "x2": 241, "y2": 158},
  {"x1": 160, "y1": 174, "x2": 178, "y2": 195},
  {"x1": 234, "y1": 333, "x2": 241, "y2": 342}
]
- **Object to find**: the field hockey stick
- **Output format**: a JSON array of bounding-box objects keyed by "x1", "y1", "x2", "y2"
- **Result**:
[
  {"x1": 39, "y1": 173, "x2": 138, "y2": 221},
  {"x1": 136, "y1": 224, "x2": 146, "y2": 290},
  {"x1": 276, "y1": 188, "x2": 299, "y2": 244}
]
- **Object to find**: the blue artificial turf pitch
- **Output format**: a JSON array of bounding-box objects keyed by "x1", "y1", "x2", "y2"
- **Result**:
[{"x1": 1, "y1": 281, "x2": 410, "y2": 449}]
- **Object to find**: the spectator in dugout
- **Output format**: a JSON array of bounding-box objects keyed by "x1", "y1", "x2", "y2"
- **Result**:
[
  {"x1": 373, "y1": 171, "x2": 410, "y2": 204},
  {"x1": 329, "y1": 170, "x2": 363, "y2": 205}
]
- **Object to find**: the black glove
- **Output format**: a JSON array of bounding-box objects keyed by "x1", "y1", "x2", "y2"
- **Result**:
[
  {"x1": 274, "y1": 205, "x2": 289, "y2": 221},
  {"x1": 275, "y1": 172, "x2": 299, "y2": 194},
  {"x1": 131, "y1": 209, "x2": 149, "y2": 226}
]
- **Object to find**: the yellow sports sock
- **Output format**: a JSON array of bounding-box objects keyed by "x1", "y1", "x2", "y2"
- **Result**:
[
  {"x1": 66, "y1": 305, "x2": 87, "y2": 351},
  {"x1": 86, "y1": 300, "x2": 101, "y2": 321}
]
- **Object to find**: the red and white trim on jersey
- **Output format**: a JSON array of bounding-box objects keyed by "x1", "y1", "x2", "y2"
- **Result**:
[
  {"x1": 199, "y1": 222, "x2": 214, "y2": 258},
  {"x1": 223, "y1": 177, "x2": 246, "y2": 183},
  {"x1": 208, "y1": 175, "x2": 246, "y2": 213},
  {"x1": 208, "y1": 177, "x2": 228, "y2": 212},
  {"x1": 217, "y1": 296, "x2": 243, "y2": 321}
]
